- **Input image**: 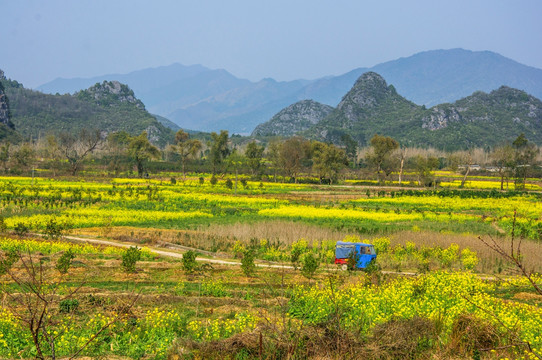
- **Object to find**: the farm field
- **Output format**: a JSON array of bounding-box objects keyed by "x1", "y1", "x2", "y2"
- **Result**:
[{"x1": 1, "y1": 174, "x2": 542, "y2": 359}]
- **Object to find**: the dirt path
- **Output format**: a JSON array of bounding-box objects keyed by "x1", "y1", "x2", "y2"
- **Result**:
[
  {"x1": 63, "y1": 234, "x2": 295, "y2": 269},
  {"x1": 63, "y1": 234, "x2": 422, "y2": 276}
]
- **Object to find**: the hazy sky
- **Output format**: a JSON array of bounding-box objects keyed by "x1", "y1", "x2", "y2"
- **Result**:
[{"x1": 3, "y1": 0, "x2": 542, "y2": 88}]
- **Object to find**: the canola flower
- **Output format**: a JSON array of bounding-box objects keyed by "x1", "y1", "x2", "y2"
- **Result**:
[
  {"x1": 289, "y1": 271, "x2": 542, "y2": 358},
  {"x1": 0, "y1": 236, "x2": 153, "y2": 258},
  {"x1": 0, "y1": 306, "x2": 258, "y2": 359}
]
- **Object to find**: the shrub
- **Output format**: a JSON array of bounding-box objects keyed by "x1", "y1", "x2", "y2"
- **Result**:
[
  {"x1": 301, "y1": 253, "x2": 319, "y2": 279},
  {"x1": 210, "y1": 175, "x2": 218, "y2": 186},
  {"x1": 371, "y1": 237, "x2": 391, "y2": 254},
  {"x1": 241, "y1": 249, "x2": 256, "y2": 276},
  {"x1": 44, "y1": 217, "x2": 68, "y2": 240},
  {"x1": 182, "y1": 250, "x2": 199, "y2": 274},
  {"x1": 56, "y1": 249, "x2": 75, "y2": 274},
  {"x1": 347, "y1": 250, "x2": 360, "y2": 271},
  {"x1": 14, "y1": 222, "x2": 30, "y2": 236},
  {"x1": 121, "y1": 246, "x2": 141, "y2": 272},
  {"x1": 59, "y1": 298, "x2": 79, "y2": 313},
  {"x1": 290, "y1": 239, "x2": 308, "y2": 269},
  {"x1": 170, "y1": 177, "x2": 176, "y2": 185},
  {"x1": 225, "y1": 179, "x2": 233, "y2": 189}
]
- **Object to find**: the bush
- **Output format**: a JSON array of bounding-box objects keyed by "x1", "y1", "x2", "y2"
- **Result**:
[
  {"x1": 170, "y1": 177, "x2": 177, "y2": 185},
  {"x1": 14, "y1": 222, "x2": 30, "y2": 236},
  {"x1": 199, "y1": 176, "x2": 205, "y2": 185},
  {"x1": 121, "y1": 246, "x2": 141, "y2": 273},
  {"x1": 44, "y1": 217, "x2": 68, "y2": 239},
  {"x1": 301, "y1": 253, "x2": 319, "y2": 279},
  {"x1": 182, "y1": 250, "x2": 199, "y2": 274},
  {"x1": 59, "y1": 298, "x2": 79, "y2": 313},
  {"x1": 347, "y1": 250, "x2": 360, "y2": 271},
  {"x1": 290, "y1": 239, "x2": 308, "y2": 270},
  {"x1": 225, "y1": 179, "x2": 233, "y2": 189},
  {"x1": 56, "y1": 249, "x2": 75, "y2": 274},
  {"x1": 241, "y1": 249, "x2": 256, "y2": 276},
  {"x1": 210, "y1": 175, "x2": 218, "y2": 186}
]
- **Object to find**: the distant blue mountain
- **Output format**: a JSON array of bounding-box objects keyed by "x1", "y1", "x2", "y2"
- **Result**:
[{"x1": 37, "y1": 49, "x2": 542, "y2": 134}]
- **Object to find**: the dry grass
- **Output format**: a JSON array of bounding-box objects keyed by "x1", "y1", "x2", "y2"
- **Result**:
[
  {"x1": 390, "y1": 231, "x2": 542, "y2": 273},
  {"x1": 200, "y1": 221, "x2": 355, "y2": 246}
]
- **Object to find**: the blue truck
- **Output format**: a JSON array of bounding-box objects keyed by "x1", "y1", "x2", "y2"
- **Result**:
[{"x1": 334, "y1": 241, "x2": 377, "y2": 270}]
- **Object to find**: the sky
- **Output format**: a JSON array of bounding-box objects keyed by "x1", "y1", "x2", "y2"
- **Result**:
[{"x1": 2, "y1": 0, "x2": 542, "y2": 89}]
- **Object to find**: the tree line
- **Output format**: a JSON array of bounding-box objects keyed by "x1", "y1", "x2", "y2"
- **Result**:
[{"x1": 1, "y1": 129, "x2": 540, "y2": 188}]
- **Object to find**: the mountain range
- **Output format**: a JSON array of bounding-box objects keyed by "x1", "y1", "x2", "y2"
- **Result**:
[
  {"x1": 257, "y1": 72, "x2": 542, "y2": 150},
  {"x1": 37, "y1": 49, "x2": 542, "y2": 135}
]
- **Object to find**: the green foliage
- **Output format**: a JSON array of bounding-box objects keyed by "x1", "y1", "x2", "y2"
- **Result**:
[
  {"x1": 347, "y1": 249, "x2": 360, "y2": 271},
  {"x1": 0, "y1": 249, "x2": 18, "y2": 275},
  {"x1": 301, "y1": 252, "x2": 319, "y2": 278},
  {"x1": 209, "y1": 130, "x2": 230, "y2": 173},
  {"x1": 44, "y1": 217, "x2": 68, "y2": 240},
  {"x1": 128, "y1": 131, "x2": 161, "y2": 177},
  {"x1": 182, "y1": 250, "x2": 199, "y2": 274},
  {"x1": 201, "y1": 278, "x2": 229, "y2": 297},
  {"x1": 290, "y1": 239, "x2": 308, "y2": 269},
  {"x1": 56, "y1": 249, "x2": 75, "y2": 274},
  {"x1": 3, "y1": 80, "x2": 174, "y2": 146},
  {"x1": 366, "y1": 134, "x2": 399, "y2": 178},
  {"x1": 210, "y1": 175, "x2": 218, "y2": 186},
  {"x1": 121, "y1": 246, "x2": 142, "y2": 273},
  {"x1": 245, "y1": 140, "x2": 265, "y2": 175},
  {"x1": 241, "y1": 249, "x2": 256, "y2": 276},
  {"x1": 14, "y1": 221, "x2": 30, "y2": 236},
  {"x1": 311, "y1": 141, "x2": 348, "y2": 184},
  {"x1": 59, "y1": 298, "x2": 79, "y2": 313},
  {"x1": 305, "y1": 73, "x2": 542, "y2": 150},
  {"x1": 225, "y1": 178, "x2": 233, "y2": 189}
]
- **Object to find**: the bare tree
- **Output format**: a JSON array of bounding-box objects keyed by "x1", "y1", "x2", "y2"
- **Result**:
[
  {"x1": 58, "y1": 129, "x2": 102, "y2": 175},
  {"x1": 478, "y1": 211, "x2": 541, "y2": 295},
  {"x1": 0, "y1": 249, "x2": 138, "y2": 359}
]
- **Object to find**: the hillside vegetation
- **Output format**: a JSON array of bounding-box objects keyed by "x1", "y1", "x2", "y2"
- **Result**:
[
  {"x1": 2, "y1": 78, "x2": 174, "y2": 146},
  {"x1": 299, "y1": 72, "x2": 542, "y2": 150}
]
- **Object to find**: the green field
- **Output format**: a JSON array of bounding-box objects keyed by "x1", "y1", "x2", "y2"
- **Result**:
[{"x1": 1, "y1": 174, "x2": 541, "y2": 359}]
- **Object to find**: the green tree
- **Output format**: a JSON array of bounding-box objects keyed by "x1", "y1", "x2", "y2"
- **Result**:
[
  {"x1": 341, "y1": 133, "x2": 358, "y2": 168},
  {"x1": 414, "y1": 155, "x2": 439, "y2": 187},
  {"x1": 512, "y1": 134, "x2": 539, "y2": 189},
  {"x1": 279, "y1": 137, "x2": 306, "y2": 182},
  {"x1": 0, "y1": 142, "x2": 10, "y2": 173},
  {"x1": 311, "y1": 141, "x2": 348, "y2": 184},
  {"x1": 366, "y1": 134, "x2": 399, "y2": 181},
  {"x1": 245, "y1": 140, "x2": 265, "y2": 177},
  {"x1": 12, "y1": 143, "x2": 36, "y2": 171},
  {"x1": 266, "y1": 139, "x2": 282, "y2": 182},
  {"x1": 175, "y1": 129, "x2": 202, "y2": 180},
  {"x1": 128, "y1": 131, "x2": 161, "y2": 177},
  {"x1": 209, "y1": 130, "x2": 230, "y2": 174}
]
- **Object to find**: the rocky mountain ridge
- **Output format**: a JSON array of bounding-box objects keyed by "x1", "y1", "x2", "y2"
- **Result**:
[
  {"x1": 36, "y1": 49, "x2": 542, "y2": 134},
  {"x1": 251, "y1": 100, "x2": 333, "y2": 136},
  {"x1": 299, "y1": 72, "x2": 542, "y2": 150}
]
